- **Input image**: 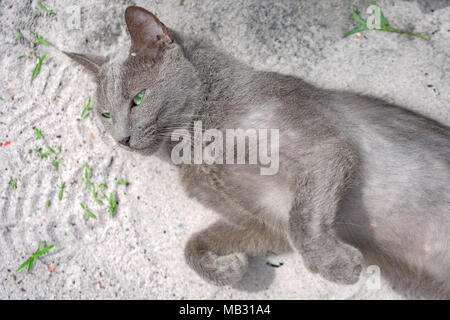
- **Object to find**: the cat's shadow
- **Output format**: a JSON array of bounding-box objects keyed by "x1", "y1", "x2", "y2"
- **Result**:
[{"x1": 232, "y1": 256, "x2": 277, "y2": 292}]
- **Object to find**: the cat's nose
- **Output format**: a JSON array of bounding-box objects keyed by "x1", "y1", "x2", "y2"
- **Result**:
[{"x1": 118, "y1": 136, "x2": 131, "y2": 147}]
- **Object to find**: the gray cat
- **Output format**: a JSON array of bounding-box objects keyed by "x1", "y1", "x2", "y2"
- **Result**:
[{"x1": 65, "y1": 6, "x2": 450, "y2": 297}]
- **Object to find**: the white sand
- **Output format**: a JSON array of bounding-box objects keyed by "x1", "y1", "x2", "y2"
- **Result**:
[{"x1": 0, "y1": 0, "x2": 448, "y2": 299}]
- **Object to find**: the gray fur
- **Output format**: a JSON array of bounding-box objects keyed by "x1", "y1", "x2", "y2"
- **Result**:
[{"x1": 66, "y1": 7, "x2": 450, "y2": 298}]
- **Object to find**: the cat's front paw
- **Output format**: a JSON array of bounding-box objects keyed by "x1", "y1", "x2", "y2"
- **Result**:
[
  {"x1": 187, "y1": 250, "x2": 249, "y2": 286},
  {"x1": 303, "y1": 242, "x2": 363, "y2": 285}
]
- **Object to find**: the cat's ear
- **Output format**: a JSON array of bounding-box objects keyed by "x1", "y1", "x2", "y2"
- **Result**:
[
  {"x1": 63, "y1": 51, "x2": 105, "y2": 74},
  {"x1": 125, "y1": 6, "x2": 173, "y2": 58}
]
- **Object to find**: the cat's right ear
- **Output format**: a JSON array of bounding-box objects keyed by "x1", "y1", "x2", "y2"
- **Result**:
[
  {"x1": 63, "y1": 51, "x2": 105, "y2": 74},
  {"x1": 125, "y1": 6, "x2": 173, "y2": 58}
]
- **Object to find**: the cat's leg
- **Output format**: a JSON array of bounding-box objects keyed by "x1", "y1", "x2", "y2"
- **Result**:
[
  {"x1": 185, "y1": 220, "x2": 289, "y2": 286},
  {"x1": 288, "y1": 146, "x2": 364, "y2": 284}
]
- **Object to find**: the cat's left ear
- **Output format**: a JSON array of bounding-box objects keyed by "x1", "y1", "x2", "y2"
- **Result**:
[
  {"x1": 63, "y1": 51, "x2": 105, "y2": 74},
  {"x1": 125, "y1": 6, "x2": 173, "y2": 58}
]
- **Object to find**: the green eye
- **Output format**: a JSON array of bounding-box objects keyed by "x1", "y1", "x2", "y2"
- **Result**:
[
  {"x1": 132, "y1": 90, "x2": 146, "y2": 106},
  {"x1": 102, "y1": 112, "x2": 111, "y2": 118}
]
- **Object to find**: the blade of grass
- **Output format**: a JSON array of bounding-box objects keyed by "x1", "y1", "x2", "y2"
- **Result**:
[
  {"x1": 344, "y1": 2, "x2": 427, "y2": 39},
  {"x1": 343, "y1": 9, "x2": 369, "y2": 38},
  {"x1": 58, "y1": 183, "x2": 64, "y2": 200},
  {"x1": 16, "y1": 241, "x2": 54, "y2": 272},
  {"x1": 9, "y1": 176, "x2": 17, "y2": 190},
  {"x1": 35, "y1": 244, "x2": 54, "y2": 256},
  {"x1": 35, "y1": 127, "x2": 42, "y2": 139},
  {"x1": 108, "y1": 193, "x2": 115, "y2": 215},
  {"x1": 51, "y1": 159, "x2": 59, "y2": 172},
  {"x1": 35, "y1": 33, "x2": 50, "y2": 47},
  {"x1": 26, "y1": 257, "x2": 35, "y2": 272},
  {"x1": 14, "y1": 29, "x2": 21, "y2": 43},
  {"x1": 17, "y1": 51, "x2": 33, "y2": 60},
  {"x1": 84, "y1": 163, "x2": 91, "y2": 190},
  {"x1": 37, "y1": 1, "x2": 56, "y2": 15},
  {"x1": 343, "y1": 25, "x2": 368, "y2": 38},
  {"x1": 81, "y1": 97, "x2": 91, "y2": 118},
  {"x1": 16, "y1": 257, "x2": 32, "y2": 272},
  {"x1": 377, "y1": 2, "x2": 389, "y2": 27},
  {"x1": 80, "y1": 203, "x2": 96, "y2": 219},
  {"x1": 116, "y1": 178, "x2": 127, "y2": 185},
  {"x1": 35, "y1": 148, "x2": 48, "y2": 158},
  {"x1": 32, "y1": 53, "x2": 46, "y2": 79},
  {"x1": 92, "y1": 187, "x2": 103, "y2": 205},
  {"x1": 349, "y1": 8, "x2": 367, "y2": 26},
  {"x1": 45, "y1": 145, "x2": 55, "y2": 154}
]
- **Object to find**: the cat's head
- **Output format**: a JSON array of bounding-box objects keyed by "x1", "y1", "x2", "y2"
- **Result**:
[{"x1": 65, "y1": 6, "x2": 199, "y2": 155}]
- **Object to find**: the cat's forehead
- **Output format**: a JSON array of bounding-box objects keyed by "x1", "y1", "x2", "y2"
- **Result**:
[
  {"x1": 96, "y1": 51, "x2": 131, "y2": 98},
  {"x1": 100, "y1": 49, "x2": 128, "y2": 78}
]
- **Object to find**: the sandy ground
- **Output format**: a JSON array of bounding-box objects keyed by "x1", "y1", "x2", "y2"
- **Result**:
[{"x1": 0, "y1": 0, "x2": 449, "y2": 299}]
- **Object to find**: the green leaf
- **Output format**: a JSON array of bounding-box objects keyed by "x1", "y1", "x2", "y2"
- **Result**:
[
  {"x1": 84, "y1": 163, "x2": 91, "y2": 190},
  {"x1": 32, "y1": 53, "x2": 46, "y2": 79},
  {"x1": 16, "y1": 242, "x2": 54, "y2": 272},
  {"x1": 45, "y1": 145, "x2": 55, "y2": 154},
  {"x1": 17, "y1": 51, "x2": 32, "y2": 60},
  {"x1": 116, "y1": 178, "x2": 127, "y2": 185},
  {"x1": 92, "y1": 187, "x2": 103, "y2": 205},
  {"x1": 35, "y1": 244, "x2": 54, "y2": 256},
  {"x1": 81, "y1": 97, "x2": 91, "y2": 118},
  {"x1": 379, "y1": 8, "x2": 389, "y2": 27},
  {"x1": 35, "y1": 127, "x2": 42, "y2": 139},
  {"x1": 345, "y1": 3, "x2": 427, "y2": 39},
  {"x1": 27, "y1": 257, "x2": 35, "y2": 272},
  {"x1": 349, "y1": 8, "x2": 366, "y2": 26},
  {"x1": 14, "y1": 29, "x2": 21, "y2": 43},
  {"x1": 35, "y1": 148, "x2": 48, "y2": 158},
  {"x1": 51, "y1": 159, "x2": 59, "y2": 172},
  {"x1": 80, "y1": 203, "x2": 96, "y2": 219},
  {"x1": 9, "y1": 176, "x2": 17, "y2": 190},
  {"x1": 37, "y1": 1, "x2": 56, "y2": 15},
  {"x1": 108, "y1": 193, "x2": 115, "y2": 215},
  {"x1": 16, "y1": 258, "x2": 32, "y2": 272},
  {"x1": 58, "y1": 183, "x2": 65, "y2": 200},
  {"x1": 343, "y1": 8, "x2": 369, "y2": 38},
  {"x1": 35, "y1": 33, "x2": 50, "y2": 47},
  {"x1": 343, "y1": 26, "x2": 367, "y2": 38}
]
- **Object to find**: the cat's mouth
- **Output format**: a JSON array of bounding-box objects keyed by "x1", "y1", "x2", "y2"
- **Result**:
[{"x1": 118, "y1": 143, "x2": 132, "y2": 151}]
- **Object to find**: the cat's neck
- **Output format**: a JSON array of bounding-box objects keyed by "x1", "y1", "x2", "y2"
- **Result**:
[{"x1": 173, "y1": 31, "x2": 255, "y2": 106}]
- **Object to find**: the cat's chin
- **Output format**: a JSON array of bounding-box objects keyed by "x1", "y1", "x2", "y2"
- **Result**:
[{"x1": 127, "y1": 144, "x2": 161, "y2": 156}]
